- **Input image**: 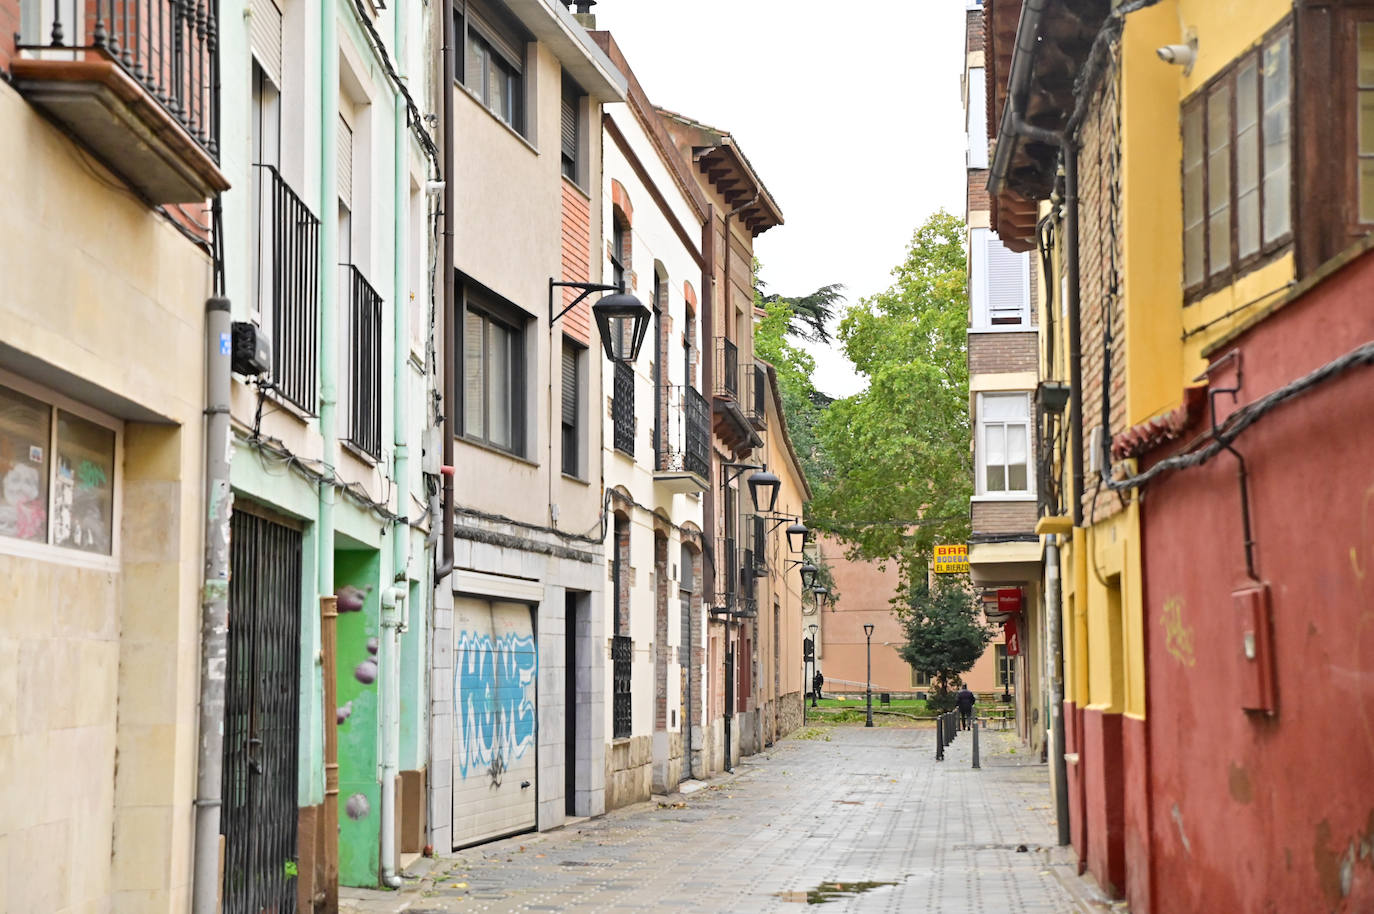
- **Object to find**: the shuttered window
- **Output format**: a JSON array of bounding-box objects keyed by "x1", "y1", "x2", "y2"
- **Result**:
[
  {"x1": 338, "y1": 116, "x2": 353, "y2": 210},
  {"x1": 967, "y1": 67, "x2": 988, "y2": 169},
  {"x1": 460, "y1": 0, "x2": 527, "y2": 135},
  {"x1": 561, "y1": 78, "x2": 582, "y2": 183},
  {"x1": 461, "y1": 284, "x2": 526, "y2": 456},
  {"x1": 970, "y1": 228, "x2": 1030, "y2": 328},
  {"x1": 561, "y1": 341, "x2": 581, "y2": 477},
  {"x1": 249, "y1": 0, "x2": 282, "y2": 89}
]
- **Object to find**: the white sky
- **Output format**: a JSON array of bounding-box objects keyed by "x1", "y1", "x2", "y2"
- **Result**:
[{"x1": 589, "y1": 0, "x2": 969, "y2": 397}]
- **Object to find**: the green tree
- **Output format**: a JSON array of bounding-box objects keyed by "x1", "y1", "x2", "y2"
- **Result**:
[
  {"x1": 752, "y1": 298, "x2": 833, "y2": 485},
  {"x1": 898, "y1": 575, "x2": 992, "y2": 710},
  {"x1": 809, "y1": 211, "x2": 971, "y2": 595}
]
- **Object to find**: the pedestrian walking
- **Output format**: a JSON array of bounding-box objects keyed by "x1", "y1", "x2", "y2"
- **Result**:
[
  {"x1": 956, "y1": 684, "x2": 976, "y2": 731},
  {"x1": 813, "y1": 669, "x2": 824, "y2": 702}
]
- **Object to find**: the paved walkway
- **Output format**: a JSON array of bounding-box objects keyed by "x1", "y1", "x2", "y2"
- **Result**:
[{"x1": 343, "y1": 721, "x2": 1106, "y2": 913}]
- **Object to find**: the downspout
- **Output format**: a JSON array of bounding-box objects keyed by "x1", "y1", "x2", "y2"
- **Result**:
[
  {"x1": 192, "y1": 293, "x2": 232, "y2": 914},
  {"x1": 1065, "y1": 143, "x2": 1084, "y2": 527},
  {"x1": 434, "y1": 0, "x2": 456, "y2": 583},
  {"x1": 380, "y1": 0, "x2": 411, "y2": 887},
  {"x1": 319, "y1": 0, "x2": 340, "y2": 728},
  {"x1": 1045, "y1": 539, "x2": 1071, "y2": 846},
  {"x1": 699, "y1": 202, "x2": 715, "y2": 776},
  {"x1": 378, "y1": 584, "x2": 405, "y2": 887}
]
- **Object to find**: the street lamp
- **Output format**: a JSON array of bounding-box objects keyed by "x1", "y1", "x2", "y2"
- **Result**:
[
  {"x1": 798, "y1": 562, "x2": 818, "y2": 590},
  {"x1": 549, "y1": 279, "x2": 651, "y2": 363},
  {"x1": 746, "y1": 469, "x2": 781, "y2": 513},
  {"x1": 785, "y1": 521, "x2": 809, "y2": 553},
  {"x1": 863, "y1": 623, "x2": 875, "y2": 728},
  {"x1": 808, "y1": 623, "x2": 819, "y2": 709}
]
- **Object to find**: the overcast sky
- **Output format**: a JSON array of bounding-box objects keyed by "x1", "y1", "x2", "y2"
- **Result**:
[{"x1": 589, "y1": 0, "x2": 969, "y2": 397}]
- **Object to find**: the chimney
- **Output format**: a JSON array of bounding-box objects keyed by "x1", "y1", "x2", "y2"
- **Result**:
[{"x1": 573, "y1": 0, "x2": 596, "y2": 28}]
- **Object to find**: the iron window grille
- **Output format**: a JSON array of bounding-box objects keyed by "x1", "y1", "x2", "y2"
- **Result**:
[
  {"x1": 342, "y1": 265, "x2": 383, "y2": 460},
  {"x1": 19, "y1": 0, "x2": 221, "y2": 157},
  {"x1": 714, "y1": 338, "x2": 739, "y2": 399},
  {"x1": 612, "y1": 361, "x2": 634, "y2": 456},
  {"x1": 751, "y1": 515, "x2": 767, "y2": 576},
  {"x1": 612, "y1": 634, "x2": 632, "y2": 739},
  {"x1": 254, "y1": 164, "x2": 320, "y2": 413},
  {"x1": 655, "y1": 385, "x2": 709, "y2": 480}
]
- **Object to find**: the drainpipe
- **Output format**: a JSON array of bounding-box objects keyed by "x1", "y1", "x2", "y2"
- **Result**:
[
  {"x1": 434, "y1": 0, "x2": 456, "y2": 583},
  {"x1": 379, "y1": 584, "x2": 406, "y2": 887},
  {"x1": 319, "y1": 0, "x2": 340, "y2": 710},
  {"x1": 1045, "y1": 539, "x2": 1071, "y2": 845},
  {"x1": 1065, "y1": 142, "x2": 1085, "y2": 527},
  {"x1": 191, "y1": 294, "x2": 233, "y2": 914},
  {"x1": 699, "y1": 203, "x2": 714, "y2": 776}
]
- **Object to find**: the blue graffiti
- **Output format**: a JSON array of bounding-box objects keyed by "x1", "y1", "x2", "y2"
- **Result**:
[{"x1": 454, "y1": 630, "x2": 538, "y2": 780}]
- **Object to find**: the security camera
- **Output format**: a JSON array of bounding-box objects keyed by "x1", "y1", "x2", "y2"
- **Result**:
[{"x1": 1156, "y1": 39, "x2": 1196, "y2": 75}]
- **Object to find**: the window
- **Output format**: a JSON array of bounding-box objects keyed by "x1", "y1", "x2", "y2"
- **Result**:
[
  {"x1": 459, "y1": 0, "x2": 527, "y2": 133},
  {"x1": 970, "y1": 228, "x2": 1031, "y2": 328},
  {"x1": 461, "y1": 285, "x2": 526, "y2": 455},
  {"x1": 1358, "y1": 24, "x2": 1374, "y2": 222},
  {"x1": 561, "y1": 76, "x2": 584, "y2": 183},
  {"x1": 0, "y1": 379, "x2": 118, "y2": 558},
  {"x1": 610, "y1": 211, "x2": 628, "y2": 291},
  {"x1": 561, "y1": 339, "x2": 583, "y2": 477},
  {"x1": 978, "y1": 392, "x2": 1031, "y2": 495},
  {"x1": 910, "y1": 666, "x2": 931, "y2": 688},
  {"x1": 967, "y1": 66, "x2": 988, "y2": 169},
  {"x1": 1182, "y1": 23, "x2": 1292, "y2": 298},
  {"x1": 996, "y1": 643, "x2": 1016, "y2": 689}
]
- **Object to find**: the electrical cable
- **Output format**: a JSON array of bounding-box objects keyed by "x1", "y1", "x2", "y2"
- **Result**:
[
  {"x1": 344, "y1": 0, "x2": 442, "y2": 176},
  {"x1": 1180, "y1": 282, "x2": 1295, "y2": 340}
]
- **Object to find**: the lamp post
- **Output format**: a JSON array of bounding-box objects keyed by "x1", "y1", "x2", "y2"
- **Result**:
[
  {"x1": 863, "y1": 623, "x2": 875, "y2": 728},
  {"x1": 808, "y1": 622, "x2": 819, "y2": 709}
]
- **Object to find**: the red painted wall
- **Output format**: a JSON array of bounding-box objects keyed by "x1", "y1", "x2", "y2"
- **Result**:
[
  {"x1": 1083, "y1": 709, "x2": 1126, "y2": 898},
  {"x1": 1139, "y1": 249, "x2": 1374, "y2": 913},
  {"x1": 1066, "y1": 702, "x2": 1088, "y2": 867},
  {"x1": 1122, "y1": 715, "x2": 1151, "y2": 914}
]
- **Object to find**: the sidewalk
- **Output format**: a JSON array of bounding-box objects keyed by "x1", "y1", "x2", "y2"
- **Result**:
[{"x1": 342, "y1": 720, "x2": 1113, "y2": 913}]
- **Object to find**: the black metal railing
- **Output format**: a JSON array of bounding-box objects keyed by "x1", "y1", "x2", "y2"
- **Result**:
[
  {"x1": 612, "y1": 635, "x2": 632, "y2": 739},
  {"x1": 723, "y1": 536, "x2": 736, "y2": 599},
  {"x1": 751, "y1": 515, "x2": 767, "y2": 575},
  {"x1": 22, "y1": 0, "x2": 220, "y2": 156},
  {"x1": 342, "y1": 265, "x2": 382, "y2": 460},
  {"x1": 714, "y1": 338, "x2": 738, "y2": 400},
  {"x1": 749, "y1": 363, "x2": 767, "y2": 428},
  {"x1": 613, "y1": 361, "x2": 634, "y2": 456},
  {"x1": 255, "y1": 165, "x2": 319, "y2": 414},
  {"x1": 655, "y1": 386, "x2": 710, "y2": 480}
]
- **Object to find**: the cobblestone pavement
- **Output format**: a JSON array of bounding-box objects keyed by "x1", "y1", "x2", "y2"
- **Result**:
[{"x1": 342, "y1": 721, "x2": 1101, "y2": 913}]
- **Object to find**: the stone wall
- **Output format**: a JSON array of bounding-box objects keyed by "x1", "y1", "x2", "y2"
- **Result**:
[{"x1": 604, "y1": 735, "x2": 653, "y2": 810}]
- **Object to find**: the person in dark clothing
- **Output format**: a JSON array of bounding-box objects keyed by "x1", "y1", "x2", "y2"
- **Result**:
[
  {"x1": 956, "y1": 685, "x2": 976, "y2": 730},
  {"x1": 813, "y1": 669, "x2": 824, "y2": 701}
]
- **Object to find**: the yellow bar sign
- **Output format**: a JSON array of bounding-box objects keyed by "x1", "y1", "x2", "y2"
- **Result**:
[{"x1": 934, "y1": 544, "x2": 969, "y2": 574}]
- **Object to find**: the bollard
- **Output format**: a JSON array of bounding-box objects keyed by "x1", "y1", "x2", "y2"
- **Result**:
[
  {"x1": 972, "y1": 713, "x2": 980, "y2": 769},
  {"x1": 935, "y1": 714, "x2": 944, "y2": 761}
]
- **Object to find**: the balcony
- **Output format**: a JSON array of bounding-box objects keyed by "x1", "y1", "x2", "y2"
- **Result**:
[
  {"x1": 711, "y1": 339, "x2": 760, "y2": 454},
  {"x1": 746, "y1": 363, "x2": 767, "y2": 430},
  {"x1": 612, "y1": 361, "x2": 634, "y2": 456},
  {"x1": 255, "y1": 165, "x2": 319, "y2": 414},
  {"x1": 342, "y1": 265, "x2": 382, "y2": 460},
  {"x1": 12, "y1": 0, "x2": 229, "y2": 203},
  {"x1": 653, "y1": 385, "x2": 709, "y2": 493}
]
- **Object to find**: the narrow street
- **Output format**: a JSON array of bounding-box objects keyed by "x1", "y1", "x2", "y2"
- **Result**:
[{"x1": 343, "y1": 722, "x2": 1096, "y2": 913}]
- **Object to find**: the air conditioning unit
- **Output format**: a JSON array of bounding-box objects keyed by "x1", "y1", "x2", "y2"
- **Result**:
[{"x1": 231, "y1": 322, "x2": 272, "y2": 377}]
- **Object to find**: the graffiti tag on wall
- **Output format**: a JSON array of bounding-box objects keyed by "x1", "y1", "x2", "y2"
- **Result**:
[
  {"x1": 1160, "y1": 597, "x2": 1196, "y2": 668},
  {"x1": 453, "y1": 630, "x2": 538, "y2": 780}
]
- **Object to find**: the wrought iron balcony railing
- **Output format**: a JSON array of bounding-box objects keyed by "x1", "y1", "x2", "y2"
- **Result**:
[
  {"x1": 14, "y1": 0, "x2": 227, "y2": 202},
  {"x1": 714, "y1": 338, "x2": 738, "y2": 400},
  {"x1": 748, "y1": 363, "x2": 768, "y2": 429},
  {"x1": 612, "y1": 361, "x2": 635, "y2": 456},
  {"x1": 342, "y1": 265, "x2": 382, "y2": 460},
  {"x1": 655, "y1": 385, "x2": 709, "y2": 482},
  {"x1": 254, "y1": 165, "x2": 319, "y2": 414}
]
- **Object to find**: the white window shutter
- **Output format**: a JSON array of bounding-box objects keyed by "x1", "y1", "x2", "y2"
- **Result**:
[
  {"x1": 338, "y1": 116, "x2": 353, "y2": 209},
  {"x1": 967, "y1": 67, "x2": 988, "y2": 169},
  {"x1": 250, "y1": 0, "x2": 282, "y2": 89},
  {"x1": 970, "y1": 227, "x2": 989, "y2": 326},
  {"x1": 985, "y1": 234, "x2": 1028, "y2": 325}
]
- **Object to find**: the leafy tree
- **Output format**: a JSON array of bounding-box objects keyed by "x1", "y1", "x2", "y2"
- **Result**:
[
  {"x1": 752, "y1": 298, "x2": 833, "y2": 485},
  {"x1": 808, "y1": 211, "x2": 971, "y2": 596},
  {"x1": 898, "y1": 574, "x2": 992, "y2": 710}
]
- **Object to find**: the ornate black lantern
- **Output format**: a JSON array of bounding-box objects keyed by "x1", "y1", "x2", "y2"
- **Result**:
[
  {"x1": 812, "y1": 584, "x2": 830, "y2": 612},
  {"x1": 592, "y1": 291, "x2": 652, "y2": 363},
  {"x1": 798, "y1": 562, "x2": 818, "y2": 590},
  {"x1": 786, "y1": 521, "x2": 809, "y2": 553},
  {"x1": 747, "y1": 470, "x2": 781, "y2": 513}
]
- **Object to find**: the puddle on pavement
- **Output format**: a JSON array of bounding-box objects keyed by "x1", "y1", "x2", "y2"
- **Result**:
[{"x1": 776, "y1": 880, "x2": 898, "y2": 904}]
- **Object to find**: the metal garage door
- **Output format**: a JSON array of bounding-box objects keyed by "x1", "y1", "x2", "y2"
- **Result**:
[{"x1": 452, "y1": 598, "x2": 538, "y2": 847}]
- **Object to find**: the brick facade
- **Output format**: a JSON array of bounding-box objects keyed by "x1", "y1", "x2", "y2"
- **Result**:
[
  {"x1": 1076, "y1": 60, "x2": 1128, "y2": 526},
  {"x1": 0, "y1": 0, "x2": 18, "y2": 75},
  {"x1": 972, "y1": 498, "x2": 1038, "y2": 535},
  {"x1": 969, "y1": 330, "x2": 1038, "y2": 374},
  {"x1": 966, "y1": 8, "x2": 985, "y2": 54},
  {"x1": 968, "y1": 167, "x2": 991, "y2": 215}
]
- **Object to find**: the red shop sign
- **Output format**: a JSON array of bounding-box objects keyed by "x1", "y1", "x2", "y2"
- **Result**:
[
  {"x1": 1004, "y1": 617, "x2": 1020, "y2": 656},
  {"x1": 997, "y1": 587, "x2": 1022, "y2": 615}
]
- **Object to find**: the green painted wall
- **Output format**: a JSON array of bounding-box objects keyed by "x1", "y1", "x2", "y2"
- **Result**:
[{"x1": 335, "y1": 548, "x2": 382, "y2": 886}]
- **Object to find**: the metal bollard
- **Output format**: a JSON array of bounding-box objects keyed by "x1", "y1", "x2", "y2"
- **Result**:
[
  {"x1": 972, "y1": 713, "x2": 980, "y2": 769},
  {"x1": 935, "y1": 714, "x2": 944, "y2": 761}
]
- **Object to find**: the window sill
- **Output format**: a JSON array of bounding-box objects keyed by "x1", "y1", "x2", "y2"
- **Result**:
[
  {"x1": 340, "y1": 439, "x2": 380, "y2": 467},
  {"x1": 971, "y1": 493, "x2": 1037, "y2": 502},
  {"x1": 455, "y1": 82, "x2": 539, "y2": 157},
  {"x1": 0, "y1": 536, "x2": 119, "y2": 573},
  {"x1": 562, "y1": 175, "x2": 591, "y2": 201},
  {"x1": 457, "y1": 435, "x2": 539, "y2": 468},
  {"x1": 968, "y1": 325, "x2": 1038, "y2": 335},
  {"x1": 562, "y1": 472, "x2": 590, "y2": 486}
]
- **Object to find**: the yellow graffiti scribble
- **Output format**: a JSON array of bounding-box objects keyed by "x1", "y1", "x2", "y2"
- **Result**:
[{"x1": 1160, "y1": 597, "x2": 1196, "y2": 668}]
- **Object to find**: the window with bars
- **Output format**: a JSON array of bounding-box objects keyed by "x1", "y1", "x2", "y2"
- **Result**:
[
  {"x1": 977, "y1": 392, "x2": 1032, "y2": 495},
  {"x1": 1182, "y1": 23, "x2": 1292, "y2": 298},
  {"x1": 610, "y1": 210, "x2": 628, "y2": 291},
  {"x1": 612, "y1": 634, "x2": 632, "y2": 739},
  {"x1": 612, "y1": 361, "x2": 634, "y2": 456}
]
